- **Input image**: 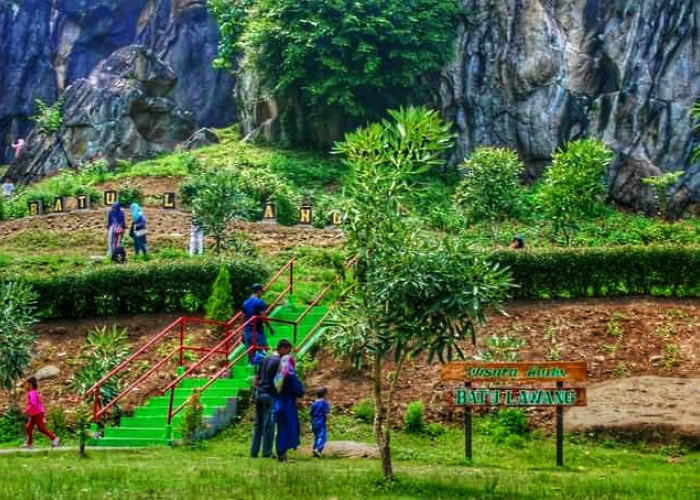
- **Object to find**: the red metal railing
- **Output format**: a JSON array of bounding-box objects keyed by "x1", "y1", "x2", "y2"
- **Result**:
[
  {"x1": 84, "y1": 259, "x2": 296, "y2": 423},
  {"x1": 163, "y1": 259, "x2": 356, "y2": 426}
]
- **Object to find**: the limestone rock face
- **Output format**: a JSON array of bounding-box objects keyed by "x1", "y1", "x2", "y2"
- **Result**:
[
  {"x1": 7, "y1": 46, "x2": 195, "y2": 184},
  {"x1": 441, "y1": 0, "x2": 700, "y2": 213},
  {"x1": 0, "y1": 0, "x2": 234, "y2": 164}
]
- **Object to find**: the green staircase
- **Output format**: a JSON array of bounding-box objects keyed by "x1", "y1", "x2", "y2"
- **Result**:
[{"x1": 93, "y1": 303, "x2": 329, "y2": 447}]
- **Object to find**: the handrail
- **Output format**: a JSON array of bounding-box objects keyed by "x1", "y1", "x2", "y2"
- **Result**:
[
  {"x1": 83, "y1": 317, "x2": 183, "y2": 399},
  {"x1": 161, "y1": 318, "x2": 253, "y2": 394},
  {"x1": 95, "y1": 347, "x2": 179, "y2": 420},
  {"x1": 169, "y1": 346, "x2": 254, "y2": 422}
]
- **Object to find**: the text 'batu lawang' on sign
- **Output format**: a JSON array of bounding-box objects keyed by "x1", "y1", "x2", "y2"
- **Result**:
[{"x1": 454, "y1": 387, "x2": 587, "y2": 407}]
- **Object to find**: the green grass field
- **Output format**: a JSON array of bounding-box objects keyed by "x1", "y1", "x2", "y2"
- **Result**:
[{"x1": 2, "y1": 420, "x2": 699, "y2": 499}]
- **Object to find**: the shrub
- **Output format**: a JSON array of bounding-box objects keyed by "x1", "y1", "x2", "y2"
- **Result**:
[
  {"x1": 425, "y1": 422, "x2": 447, "y2": 438},
  {"x1": 404, "y1": 401, "x2": 426, "y2": 434},
  {"x1": 538, "y1": 139, "x2": 614, "y2": 245},
  {"x1": 0, "y1": 405, "x2": 24, "y2": 443},
  {"x1": 496, "y1": 409, "x2": 528, "y2": 437},
  {"x1": 9, "y1": 259, "x2": 268, "y2": 320},
  {"x1": 117, "y1": 182, "x2": 143, "y2": 207},
  {"x1": 454, "y1": 147, "x2": 525, "y2": 244},
  {"x1": 47, "y1": 406, "x2": 69, "y2": 438},
  {"x1": 205, "y1": 266, "x2": 235, "y2": 322},
  {"x1": 179, "y1": 390, "x2": 205, "y2": 445},
  {"x1": 31, "y1": 98, "x2": 64, "y2": 134},
  {"x1": 491, "y1": 246, "x2": 700, "y2": 299},
  {"x1": 0, "y1": 282, "x2": 38, "y2": 403},
  {"x1": 352, "y1": 398, "x2": 375, "y2": 424}
]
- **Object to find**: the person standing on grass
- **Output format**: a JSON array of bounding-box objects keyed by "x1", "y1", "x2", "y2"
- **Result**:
[
  {"x1": 273, "y1": 354, "x2": 304, "y2": 462},
  {"x1": 2, "y1": 176, "x2": 15, "y2": 197},
  {"x1": 242, "y1": 284, "x2": 274, "y2": 363},
  {"x1": 129, "y1": 203, "x2": 148, "y2": 258},
  {"x1": 107, "y1": 202, "x2": 125, "y2": 257},
  {"x1": 310, "y1": 387, "x2": 331, "y2": 457},
  {"x1": 251, "y1": 339, "x2": 292, "y2": 458},
  {"x1": 24, "y1": 377, "x2": 59, "y2": 449}
]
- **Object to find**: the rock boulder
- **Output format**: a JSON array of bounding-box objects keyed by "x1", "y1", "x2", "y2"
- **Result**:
[{"x1": 7, "y1": 46, "x2": 196, "y2": 184}]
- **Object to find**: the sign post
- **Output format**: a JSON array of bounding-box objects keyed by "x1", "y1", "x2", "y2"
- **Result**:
[{"x1": 442, "y1": 361, "x2": 588, "y2": 466}]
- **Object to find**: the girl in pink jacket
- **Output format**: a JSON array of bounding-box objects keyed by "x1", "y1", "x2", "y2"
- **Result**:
[{"x1": 24, "y1": 377, "x2": 59, "y2": 448}]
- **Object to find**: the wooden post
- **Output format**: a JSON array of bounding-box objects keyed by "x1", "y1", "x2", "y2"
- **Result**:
[
  {"x1": 464, "y1": 381, "x2": 472, "y2": 463},
  {"x1": 556, "y1": 380, "x2": 564, "y2": 467},
  {"x1": 179, "y1": 319, "x2": 184, "y2": 367}
]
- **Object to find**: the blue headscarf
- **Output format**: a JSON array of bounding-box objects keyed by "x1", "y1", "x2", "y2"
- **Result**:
[{"x1": 130, "y1": 203, "x2": 142, "y2": 221}]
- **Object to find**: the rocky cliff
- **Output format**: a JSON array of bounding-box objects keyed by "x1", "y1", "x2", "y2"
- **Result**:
[
  {"x1": 0, "y1": 0, "x2": 234, "y2": 164},
  {"x1": 441, "y1": 0, "x2": 699, "y2": 213}
]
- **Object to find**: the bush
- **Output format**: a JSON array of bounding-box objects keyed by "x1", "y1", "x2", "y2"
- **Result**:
[
  {"x1": 117, "y1": 182, "x2": 143, "y2": 207},
  {"x1": 47, "y1": 406, "x2": 69, "y2": 438},
  {"x1": 179, "y1": 390, "x2": 204, "y2": 445},
  {"x1": 404, "y1": 401, "x2": 425, "y2": 434},
  {"x1": 0, "y1": 405, "x2": 24, "y2": 443},
  {"x1": 425, "y1": 422, "x2": 447, "y2": 438},
  {"x1": 352, "y1": 398, "x2": 375, "y2": 424},
  {"x1": 8, "y1": 259, "x2": 268, "y2": 320},
  {"x1": 491, "y1": 246, "x2": 700, "y2": 299},
  {"x1": 496, "y1": 409, "x2": 528, "y2": 437},
  {"x1": 205, "y1": 266, "x2": 235, "y2": 322}
]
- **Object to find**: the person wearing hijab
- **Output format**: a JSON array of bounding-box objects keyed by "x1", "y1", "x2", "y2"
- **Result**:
[
  {"x1": 129, "y1": 203, "x2": 148, "y2": 258},
  {"x1": 106, "y1": 203, "x2": 125, "y2": 257},
  {"x1": 273, "y1": 354, "x2": 304, "y2": 461}
]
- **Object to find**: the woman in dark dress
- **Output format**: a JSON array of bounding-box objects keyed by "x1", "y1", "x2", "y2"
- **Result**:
[{"x1": 273, "y1": 355, "x2": 304, "y2": 461}]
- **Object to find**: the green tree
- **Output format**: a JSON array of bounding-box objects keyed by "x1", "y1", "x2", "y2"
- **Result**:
[
  {"x1": 538, "y1": 139, "x2": 614, "y2": 246},
  {"x1": 191, "y1": 172, "x2": 254, "y2": 253},
  {"x1": 454, "y1": 147, "x2": 525, "y2": 245},
  {"x1": 0, "y1": 282, "x2": 38, "y2": 404},
  {"x1": 238, "y1": 0, "x2": 460, "y2": 142},
  {"x1": 207, "y1": 0, "x2": 253, "y2": 69},
  {"x1": 331, "y1": 107, "x2": 510, "y2": 479},
  {"x1": 205, "y1": 265, "x2": 235, "y2": 322}
]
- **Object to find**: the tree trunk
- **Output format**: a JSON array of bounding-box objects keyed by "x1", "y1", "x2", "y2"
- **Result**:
[{"x1": 372, "y1": 355, "x2": 393, "y2": 479}]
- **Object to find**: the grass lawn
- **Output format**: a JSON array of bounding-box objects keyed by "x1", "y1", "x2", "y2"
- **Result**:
[{"x1": 1, "y1": 420, "x2": 698, "y2": 499}]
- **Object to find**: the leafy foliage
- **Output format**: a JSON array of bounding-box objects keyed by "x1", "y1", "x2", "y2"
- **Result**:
[
  {"x1": 693, "y1": 101, "x2": 700, "y2": 163},
  {"x1": 454, "y1": 147, "x2": 524, "y2": 244},
  {"x1": 351, "y1": 398, "x2": 375, "y2": 424},
  {"x1": 538, "y1": 139, "x2": 614, "y2": 245},
  {"x1": 207, "y1": 0, "x2": 253, "y2": 69},
  {"x1": 31, "y1": 98, "x2": 64, "y2": 134},
  {"x1": 190, "y1": 171, "x2": 256, "y2": 253},
  {"x1": 242, "y1": 0, "x2": 460, "y2": 140},
  {"x1": 642, "y1": 171, "x2": 683, "y2": 219},
  {"x1": 205, "y1": 265, "x2": 235, "y2": 322},
  {"x1": 0, "y1": 282, "x2": 38, "y2": 403},
  {"x1": 330, "y1": 107, "x2": 510, "y2": 478},
  {"x1": 7, "y1": 259, "x2": 268, "y2": 320},
  {"x1": 68, "y1": 326, "x2": 131, "y2": 413},
  {"x1": 179, "y1": 390, "x2": 205, "y2": 445},
  {"x1": 0, "y1": 405, "x2": 24, "y2": 443},
  {"x1": 404, "y1": 401, "x2": 425, "y2": 434}
]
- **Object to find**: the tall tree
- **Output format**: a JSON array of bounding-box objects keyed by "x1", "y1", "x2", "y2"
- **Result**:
[{"x1": 331, "y1": 107, "x2": 511, "y2": 479}]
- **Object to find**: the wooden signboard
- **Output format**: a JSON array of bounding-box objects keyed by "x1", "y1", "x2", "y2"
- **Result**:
[
  {"x1": 28, "y1": 200, "x2": 43, "y2": 216},
  {"x1": 442, "y1": 360, "x2": 588, "y2": 467},
  {"x1": 163, "y1": 192, "x2": 176, "y2": 209},
  {"x1": 104, "y1": 190, "x2": 118, "y2": 206},
  {"x1": 442, "y1": 361, "x2": 588, "y2": 383},
  {"x1": 299, "y1": 205, "x2": 313, "y2": 225},
  {"x1": 76, "y1": 194, "x2": 90, "y2": 210}
]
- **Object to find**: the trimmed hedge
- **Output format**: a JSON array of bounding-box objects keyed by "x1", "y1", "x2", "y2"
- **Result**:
[
  {"x1": 492, "y1": 246, "x2": 700, "y2": 299},
  {"x1": 16, "y1": 259, "x2": 268, "y2": 320}
]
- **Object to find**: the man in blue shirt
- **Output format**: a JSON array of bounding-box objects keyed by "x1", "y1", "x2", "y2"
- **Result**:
[{"x1": 242, "y1": 284, "x2": 274, "y2": 362}]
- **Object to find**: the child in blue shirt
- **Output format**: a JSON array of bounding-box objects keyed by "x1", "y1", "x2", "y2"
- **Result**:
[{"x1": 310, "y1": 387, "x2": 331, "y2": 457}]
